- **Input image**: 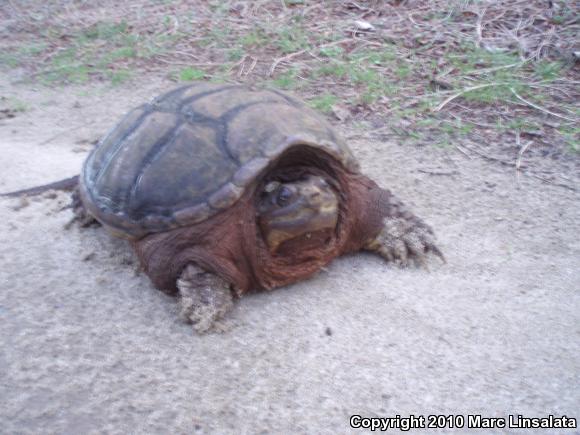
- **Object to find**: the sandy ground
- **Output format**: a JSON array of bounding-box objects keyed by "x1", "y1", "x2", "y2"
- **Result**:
[{"x1": 0, "y1": 75, "x2": 579, "y2": 435}]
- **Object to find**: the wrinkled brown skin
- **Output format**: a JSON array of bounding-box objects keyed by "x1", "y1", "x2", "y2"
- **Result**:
[{"x1": 133, "y1": 153, "x2": 433, "y2": 296}]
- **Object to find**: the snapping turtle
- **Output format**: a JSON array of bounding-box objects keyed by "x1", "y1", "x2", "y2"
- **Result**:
[{"x1": 6, "y1": 83, "x2": 443, "y2": 332}]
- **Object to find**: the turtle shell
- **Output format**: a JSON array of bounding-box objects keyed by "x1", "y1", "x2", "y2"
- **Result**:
[{"x1": 80, "y1": 83, "x2": 359, "y2": 238}]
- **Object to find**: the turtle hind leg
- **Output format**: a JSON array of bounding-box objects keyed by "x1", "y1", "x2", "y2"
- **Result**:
[
  {"x1": 67, "y1": 186, "x2": 100, "y2": 228},
  {"x1": 177, "y1": 264, "x2": 234, "y2": 334},
  {"x1": 362, "y1": 188, "x2": 444, "y2": 268}
]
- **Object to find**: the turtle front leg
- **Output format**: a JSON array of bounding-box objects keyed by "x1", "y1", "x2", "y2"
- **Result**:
[
  {"x1": 177, "y1": 264, "x2": 234, "y2": 333},
  {"x1": 363, "y1": 188, "x2": 444, "y2": 267}
]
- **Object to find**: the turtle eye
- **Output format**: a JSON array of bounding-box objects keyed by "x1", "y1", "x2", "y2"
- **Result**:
[
  {"x1": 264, "y1": 181, "x2": 280, "y2": 193},
  {"x1": 276, "y1": 186, "x2": 293, "y2": 206}
]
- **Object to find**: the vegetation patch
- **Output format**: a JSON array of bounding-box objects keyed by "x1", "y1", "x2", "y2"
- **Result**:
[
  {"x1": 308, "y1": 94, "x2": 338, "y2": 113},
  {"x1": 0, "y1": 0, "x2": 577, "y2": 185}
]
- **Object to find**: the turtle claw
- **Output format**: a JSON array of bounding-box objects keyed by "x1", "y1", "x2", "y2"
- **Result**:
[
  {"x1": 430, "y1": 244, "x2": 446, "y2": 264},
  {"x1": 366, "y1": 217, "x2": 444, "y2": 268}
]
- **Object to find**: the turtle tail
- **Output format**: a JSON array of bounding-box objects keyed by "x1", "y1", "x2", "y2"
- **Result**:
[{"x1": 0, "y1": 175, "x2": 79, "y2": 198}]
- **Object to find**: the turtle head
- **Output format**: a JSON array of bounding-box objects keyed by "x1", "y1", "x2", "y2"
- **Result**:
[{"x1": 257, "y1": 175, "x2": 339, "y2": 253}]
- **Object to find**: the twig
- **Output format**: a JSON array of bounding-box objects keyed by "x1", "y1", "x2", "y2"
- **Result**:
[
  {"x1": 237, "y1": 61, "x2": 246, "y2": 78},
  {"x1": 38, "y1": 123, "x2": 90, "y2": 146},
  {"x1": 168, "y1": 50, "x2": 199, "y2": 60},
  {"x1": 455, "y1": 145, "x2": 472, "y2": 159},
  {"x1": 515, "y1": 131, "x2": 533, "y2": 187},
  {"x1": 269, "y1": 38, "x2": 352, "y2": 76},
  {"x1": 434, "y1": 83, "x2": 508, "y2": 112},
  {"x1": 515, "y1": 130, "x2": 522, "y2": 186},
  {"x1": 417, "y1": 169, "x2": 459, "y2": 176},
  {"x1": 475, "y1": 8, "x2": 486, "y2": 48},
  {"x1": 465, "y1": 143, "x2": 577, "y2": 192},
  {"x1": 346, "y1": 1, "x2": 368, "y2": 11},
  {"x1": 530, "y1": 174, "x2": 577, "y2": 192},
  {"x1": 244, "y1": 57, "x2": 258, "y2": 76},
  {"x1": 463, "y1": 60, "x2": 527, "y2": 76},
  {"x1": 510, "y1": 88, "x2": 579, "y2": 122},
  {"x1": 465, "y1": 145, "x2": 518, "y2": 167},
  {"x1": 154, "y1": 58, "x2": 214, "y2": 67}
]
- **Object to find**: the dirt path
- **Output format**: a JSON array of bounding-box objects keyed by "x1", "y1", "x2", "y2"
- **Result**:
[{"x1": 1, "y1": 76, "x2": 578, "y2": 434}]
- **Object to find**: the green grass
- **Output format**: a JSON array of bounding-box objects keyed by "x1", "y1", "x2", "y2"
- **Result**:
[
  {"x1": 349, "y1": 48, "x2": 406, "y2": 97},
  {"x1": 108, "y1": 69, "x2": 132, "y2": 85},
  {"x1": 501, "y1": 118, "x2": 541, "y2": 132},
  {"x1": 110, "y1": 46, "x2": 137, "y2": 60},
  {"x1": 395, "y1": 62, "x2": 412, "y2": 79},
  {"x1": 349, "y1": 67, "x2": 381, "y2": 85},
  {"x1": 276, "y1": 25, "x2": 309, "y2": 53},
  {"x1": 441, "y1": 46, "x2": 537, "y2": 103},
  {"x1": 207, "y1": 0, "x2": 230, "y2": 14},
  {"x1": 440, "y1": 119, "x2": 474, "y2": 136},
  {"x1": 227, "y1": 47, "x2": 245, "y2": 62},
  {"x1": 350, "y1": 47, "x2": 397, "y2": 65},
  {"x1": 308, "y1": 94, "x2": 338, "y2": 113},
  {"x1": 179, "y1": 67, "x2": 206, "y2": 81},
  {"x1": 2, "y1": 97, "x2": 29, "y2": 112},
  {"x1": 558, "y1": 126, "x2": 580, "y2": 152},
  {"x1": 240, "y1": 30, "x2": 268, "y2": 48},
  {"x1": 206, "y1": 26, "x2": 231, "y2": 48},
  {"x1": 316, "y1": 62, "x2": 348, "y2": 79},
  {"x1": 447, "y1": 46, "x2": 521, "y2": 73},
  {"x1": 462, "y1": 84, "x2": 512, "y2": 103},
  {"x1": 80, "y1": 21, "x2": 128, "y2": 42},
  {"x1": 0, "y1": 52, "x2": 20, "y2": 68},
  {"x1": 27, "y1": 20, "x2": 175, "y2": 85},
  {"x1": 534, "y1": 61, "x2": 564, "y2": 81},
  {"x1": 312, "y1": 47, "x2": 412, "y2": 104},
  {"x1": 318, "y1": 46, "x2": 344, "y2": 58},
  {"x1": 389, "y1": 104, "x2": 477, "y2": 144},
  {"x1": 0, "y1": 2, "x2": 574, "y2": 161},
  {"x1": 0, "y1": 42, "x2": 50, "y2": 68},
  {"x1": 20, "y1": 43, "x2": 48, "y2": 57},
  {"x1": 44, "y1": 48, "x2": 90, "y2": 83},
  {"x1": 272, "y1": 68, "x2": 300, "y2": 89}
]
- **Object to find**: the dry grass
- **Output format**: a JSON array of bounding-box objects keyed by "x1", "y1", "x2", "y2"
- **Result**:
[{"x1": 1, "y1": 0, "x2": 578, "y2": 188}]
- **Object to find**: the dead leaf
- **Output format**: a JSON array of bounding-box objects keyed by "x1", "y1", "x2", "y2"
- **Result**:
[{"x1": 354, "y1": 20, "x2": 375, "y2": 32}]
